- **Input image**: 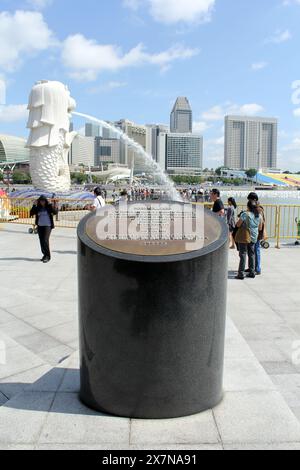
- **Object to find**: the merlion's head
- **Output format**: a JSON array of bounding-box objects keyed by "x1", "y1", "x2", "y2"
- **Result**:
[{"x1": 26, "y1": 80, "x2": 76, "y2": 148}]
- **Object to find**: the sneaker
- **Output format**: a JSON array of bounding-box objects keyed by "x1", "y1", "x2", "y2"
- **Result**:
[
  {"x1": 247, "y1": 273, "x2": 256, "y2": 279},
  {"x1": 43, "y1": 257, "x2": 50, "y2": 264},
  {"x1": 235, "y1": 275, "x2": 245, "y2": 280},
  {"x1": 41, "y1": 256, "x2": 46, "y2": 262},
  {"x1": 255, "y1": 271, "x2": 262, "y2": 276}
]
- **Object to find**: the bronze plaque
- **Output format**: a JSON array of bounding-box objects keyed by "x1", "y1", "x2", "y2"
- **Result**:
[{"x1": 85, "y1": 203, "x2": 222, "y2": 256}]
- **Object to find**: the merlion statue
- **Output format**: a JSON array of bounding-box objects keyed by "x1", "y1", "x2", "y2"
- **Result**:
[{"x1": 26, "y1": 80, "x2": 77, "y2": 193}]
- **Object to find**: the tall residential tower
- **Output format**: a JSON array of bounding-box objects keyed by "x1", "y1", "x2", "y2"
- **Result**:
[{"x1": 224, "y1": 115, "x2": 278, "y2": 170}]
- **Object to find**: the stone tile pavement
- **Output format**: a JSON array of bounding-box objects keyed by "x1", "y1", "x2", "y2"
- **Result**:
[{"x1": 0, "y1": 223, "x2": 300, "y2": 450}]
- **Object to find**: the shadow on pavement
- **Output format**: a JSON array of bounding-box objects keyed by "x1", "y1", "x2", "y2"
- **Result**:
[
  {"x1": 0, "y1": 367, "x2": 114, "y2": 416},
  {"x1": 0, "y1": 258, "x2": 40, "y2": 262},
  {"x1": 53, "y1": 251, "x2": 77, "y2": 255}
]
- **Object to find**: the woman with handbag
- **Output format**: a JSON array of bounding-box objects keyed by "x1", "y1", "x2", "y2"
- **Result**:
[
  {"x1": 227, "y1": 197, "x2": 237, "y2": 249},
  {"x1": 30, "y1": 196, "x2": 58, "y2": 263},
  {"x1": 235, "y1": 201, "x2": 263, "y2": 280}
]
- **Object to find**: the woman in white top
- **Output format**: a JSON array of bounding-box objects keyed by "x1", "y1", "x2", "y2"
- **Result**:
[{"x1": 91, "y1": 187, "x2": 106, "y2": 211}]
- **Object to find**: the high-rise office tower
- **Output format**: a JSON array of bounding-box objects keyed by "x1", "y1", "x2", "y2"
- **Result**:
[
  {"x1": 224, "y1": 116, "x2": 278, "y2": 170},
  {"x1": 85, "y1": 123, "x2": 100, "y2": 138},
  {"x1": 69, "y1": 135, "x2": 95, "y2": 167},
  {"x1": 146, "y1": 124, "x2": 169, "y2": 163},
  {"x1": 94, "y1": 137, "x2": 121, "y2": 166},
  {"x1": 115, "y1": 119, "x2": 146, "y2": 170},
  {"x1": 160, "y1": 133, "x2": 203, "y2": 173},
  {"x1": 170, "y1": 97, "x2": 193, "y2": 133}
]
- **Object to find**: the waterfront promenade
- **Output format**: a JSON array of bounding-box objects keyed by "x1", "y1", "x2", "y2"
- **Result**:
[{"x1": 0, "y1": 224, "x2": 300, "y2": 450}]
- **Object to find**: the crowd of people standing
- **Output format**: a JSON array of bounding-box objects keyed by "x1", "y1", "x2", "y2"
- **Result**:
[
  {"x1": 210, "y1": 189, "x2": 266, "y2": 280},
  {"x1": 29, "y1": 184, "x2": 266, "y2": 277}
]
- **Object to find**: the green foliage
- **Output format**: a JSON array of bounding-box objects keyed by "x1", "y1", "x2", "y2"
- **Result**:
[
  {"x1": 12, "y1": 171, "x2": 32, "y2": 184},
  {"x1": 71, "y1": 172, "x2": 89, "y2": 184},
  {"x1": 245, "y1": 169, "x2": 258, "y2": 178},
  {"x1": 92, "y1": 175, "x2": 107, "y2": 184},
  {"x1": 170, "y1": 175, "x2": 205, "y2": 185},
  {"x1": 215, "y1": 167, "x2": 227, "y2": 176}
]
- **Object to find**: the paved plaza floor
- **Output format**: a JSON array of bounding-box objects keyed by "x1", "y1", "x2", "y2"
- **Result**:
[{"x1": 0, "y1": 223, "x2": 300, "y2": 450}]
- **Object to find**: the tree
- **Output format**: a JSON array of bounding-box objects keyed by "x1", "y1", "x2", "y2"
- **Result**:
[
  {"x1": 12, "y1": 171, "x2": 32, "y2": 184},
  {"x1": 71, "y1": 172, "x2": 88, "y2": 184},
  {"x1": 215, "y1": 166, "x2": 230, "y2": 176},
  {"x1": 245, "y1": 169, "x2": 258, "y2": 179}
]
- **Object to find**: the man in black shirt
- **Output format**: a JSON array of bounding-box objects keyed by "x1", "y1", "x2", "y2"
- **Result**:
[{"x1": 210, "y1": 189, "x2": 225, "y2": 216}]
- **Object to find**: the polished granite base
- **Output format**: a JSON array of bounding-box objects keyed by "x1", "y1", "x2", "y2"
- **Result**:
[{"x1": 77, "y1": 205, "x2": 228, "y2": 418}]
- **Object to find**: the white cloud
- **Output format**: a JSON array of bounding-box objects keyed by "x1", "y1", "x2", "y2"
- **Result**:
[
  {"x1": 0, "y1": 10, "x2": 55, "y2": 72},
  {"x1": 280, "y1": 135, "x2": 300, "y2": 169},
  {"x1": 202, "y1": 102, "x2": 264, "y2": 121},
  {"x1": 123, "y1": 0, "x2": 141, "y2": 10},
  {"x1": 87, "y1": 81, "x2": 128, "y2": 94},
  {"x1": 201, "y1": 105, "x2": 224, "y2": 121},
  {"x1": 124, "y1": 0, "x2": 215, "y2": 24},
  {"x1": 62, "y1": 34, "x2": 199, "y2": 81},
  {"x1": 266, "y1": 29, "x2": 292, "y2": 44},
  {"x1": 252, "y1": 62, "x2": 268, "y2": 71},
  {"x1": 149, "y1": 0, "x2": 215, "y2": 24},
  {"x1": 294, "y1": 108, "x2": 300, "y2": 117},
  {"x1": 27, "y1": 0, "x2": 53, "y2": 9},
  {"x1": 0, "y1": 104, "x2": 28, "y2": 123},
  {"x1": 193, "y1": 120, "x2": 210, "y2": 134},
  {"x1": 282, "y1": 1, "x2": 300, "y2": 6}
]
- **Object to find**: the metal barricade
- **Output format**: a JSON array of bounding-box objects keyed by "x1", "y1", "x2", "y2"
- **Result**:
[
  {"x1": 0, "y1": 197, "x2": 93, "y2": 229},
  {"x1": 0, "y1": 196, "x2": 300, "y2": 247}
]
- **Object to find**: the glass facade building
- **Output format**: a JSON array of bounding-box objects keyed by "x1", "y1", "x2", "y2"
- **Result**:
[
  {"x1": 165, "y1": 133, "x2": 203, "y2": 172},
  {"x1": 0, "y1": 134, "x2": 29, "y2": 163}
]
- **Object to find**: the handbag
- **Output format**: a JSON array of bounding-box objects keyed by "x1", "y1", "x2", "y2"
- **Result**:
[{"x1": 235, "y1": 215, "x2": 251, "y2": 244}]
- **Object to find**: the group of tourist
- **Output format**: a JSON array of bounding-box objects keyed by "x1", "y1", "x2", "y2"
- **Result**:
[
  {"x1": 210, "y1": 189, "x2": 265, "y2": 280},
  {"x1": 30, "y1": 186, "x2": 266, "y2": 280},
  {"x1": 180, "y1": 188, "x2": 211, "y2": 203},
  {"x1": 112, "y1": 188, "x2": 166, "y2": 203}
]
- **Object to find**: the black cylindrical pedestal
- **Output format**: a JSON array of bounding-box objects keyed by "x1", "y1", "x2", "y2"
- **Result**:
[{"x1": 78, "y1": 206, "x2": 228, "y2": 419}]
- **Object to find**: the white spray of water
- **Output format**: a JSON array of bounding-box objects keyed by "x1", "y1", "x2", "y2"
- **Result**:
[{"x1": 73, "y1": 112, "x2": 181, "y2": 202}]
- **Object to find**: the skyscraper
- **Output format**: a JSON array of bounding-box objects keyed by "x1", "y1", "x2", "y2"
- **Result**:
[
  {"x1": 160, "y1": 133, "x2": 203, "y2": 173},
  {"x1": 146, "y1": 124, "x2": 169, "y2": 162},
  {"x1": 85, "y1": 123, "x2": 100, "y2": 138},
  {"x1": 170, "y1": 97, "x2": 193, "y2": 133},
  {"x1": 115, "y1": 119, "x2": 146, "y2": 170},
  {"x1": 224, "y1": 116, "x2": 278, "y2": 170},
  {"x1": 69, "y1": 135, "x2": 95, "y2": 167},
  {"x1": 95, "y1": 137, "x2": 121, "y2": 166}
]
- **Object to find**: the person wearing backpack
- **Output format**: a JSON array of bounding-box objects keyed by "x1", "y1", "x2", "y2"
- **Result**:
[{"x1": 235, "y1": 201, "x2": 263, "y2": 280}]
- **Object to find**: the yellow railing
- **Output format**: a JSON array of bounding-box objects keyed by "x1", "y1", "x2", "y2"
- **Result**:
[
  {"x1": 0, "y1": 197, "x2": 94, "y2": 229},
  {"x1": 0, "y1": 197, "x2": 300, "y2": 247},
  {"x1": 275, "y1": 205, "x2": 300, "y2": 248}
]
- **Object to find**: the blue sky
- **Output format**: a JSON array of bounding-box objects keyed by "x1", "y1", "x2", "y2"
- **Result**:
[{"x1": 0, "y1": 0, "x2": 300, "y2": 170}]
